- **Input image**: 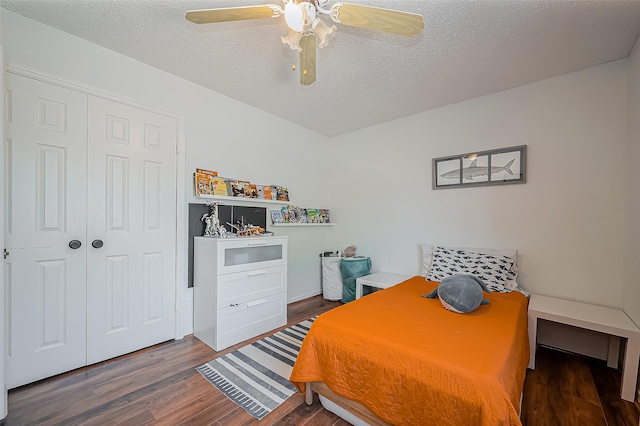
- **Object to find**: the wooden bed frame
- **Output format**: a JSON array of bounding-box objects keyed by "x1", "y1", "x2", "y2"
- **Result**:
[{"x1": 305, "y1": 382, "x2": 391, "y2": 426}]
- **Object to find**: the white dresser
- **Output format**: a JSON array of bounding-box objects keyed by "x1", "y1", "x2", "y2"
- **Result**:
[{"x1": 193, "y1": 236, "x2": 288, "y2": 351}]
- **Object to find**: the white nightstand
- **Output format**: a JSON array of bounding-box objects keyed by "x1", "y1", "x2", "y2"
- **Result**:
[
  {"x1": 528, "y1": 293, "x2": 640, "y2": 402},
  {"x1": 355, "y1": 272, "x2": 411, "y2": 299}
]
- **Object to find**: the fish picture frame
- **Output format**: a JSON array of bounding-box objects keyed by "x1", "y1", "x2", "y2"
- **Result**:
[{"x1": 432, "y1": 145, "x2": 526, "y2": 189}]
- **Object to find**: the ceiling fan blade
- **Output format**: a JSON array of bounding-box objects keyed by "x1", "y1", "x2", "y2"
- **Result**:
[
  {"x1": 185, "y1": 5, "x2": 281, "y2": 24},
  {"x1": 331, "y1": 3, "x2": 424, "y2": 37},
  {"x1": 299, "y1": 34, "x2": 316, "y2": 85}
]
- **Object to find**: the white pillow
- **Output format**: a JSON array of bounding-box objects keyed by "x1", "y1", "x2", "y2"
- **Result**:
[
  {"x1": 426, "y1": 246, "x2": 515, "y2": 290},
  {"x1": 420, "y1": 243, "x2": 519, "y2": 289}
]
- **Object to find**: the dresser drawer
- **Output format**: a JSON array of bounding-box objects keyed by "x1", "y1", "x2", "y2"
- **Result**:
[
  {"x1": 217, "y1": 265, "x2": 286, "y2": 309},
  {"x1": 217, "y1": 237, "x2": 287, "y2": 274},
  {"x1": 215, "y1": 293, "x2": 287, "y2": 351}
]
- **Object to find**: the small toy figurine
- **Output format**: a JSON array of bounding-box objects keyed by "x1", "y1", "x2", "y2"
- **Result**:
[
  {"x1": 226, "y1": 222, "x2": 274, "y2": 237},
  {"x1": 202, "y1": 203, "x2": 227, "y2": 238}
]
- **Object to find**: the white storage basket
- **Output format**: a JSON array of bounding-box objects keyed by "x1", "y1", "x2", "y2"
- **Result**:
[{"x1": 321, "y1": 254, "x2": 343, "y2": 301}]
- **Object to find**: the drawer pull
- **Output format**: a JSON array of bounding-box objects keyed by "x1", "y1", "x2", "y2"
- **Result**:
[
  {"x1": 247, "y1": 270, "x2": 267, "y2": 277},
  {"x1": 247, "y1": 299, "x2": 267, "y2": 308},
  {"x1": 247, "y1": 241, "x2": 267, "y2": 246}
]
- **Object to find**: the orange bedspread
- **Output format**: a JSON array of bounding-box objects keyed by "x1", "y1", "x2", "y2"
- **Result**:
[{"x1": 290, "y1": 276, "x2": 529, "y2": 426}]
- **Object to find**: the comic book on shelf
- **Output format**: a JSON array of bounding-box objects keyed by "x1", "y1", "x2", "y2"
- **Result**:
[
  {"x1": 287, "y1": 205, "x2": 303, "y2": 223},
  {"x1": 261, "y1": 185, "x2": 271, "y2": 200},
  {"x1": 319, "y1": 209, "x2": 330, "y2": 223},
  {"x1": 196, "y1": 168, "x2": 217, "y2": 177},
  {"x1": 306, "y1": 208, "x2": 319, "y2": 223},
  {"x1": 270, "y1": 185, "x2": 278, "y2": 200},
  {"x1": 210, "y1": 176, "x2": 230, "y2": 197},
  {"x1": 280, "y1": 206, "x2": 290, "y2": 223},
  {"x1": 194, "y1": 174, "x2": 211, "y2": 196},
  {"x1": 249, "y1": 184, "x2": 259, "y2": 198},
  {"x1": 237, "y1": 181, "x2": 252, "y2": 197},
  {"x1": 276, "y1": 186, "x2": 289, "y2": 202},
  {"x1": 270, "y1": 209, "x2": 284, "y2": 224},
  {"x1": 228, "y1": 179, "x2": 243, "y2": 197},
  {"x1": 194, "y1": 168, "x2": 217, "y2": 196}
]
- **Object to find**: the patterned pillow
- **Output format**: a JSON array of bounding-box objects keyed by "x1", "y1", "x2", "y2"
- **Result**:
[
  {"x1": 420, "y1": 244, "x2": 519, "y2": 289},
  {"x1": 426, "y1": 246, "x2": 514, "y2": 290}
]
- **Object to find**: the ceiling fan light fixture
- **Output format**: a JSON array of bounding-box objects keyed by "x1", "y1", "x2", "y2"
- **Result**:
[
  {"x1": 301, "y1": 2, "x2": 316, "y2": 27},
  {"x1": 313, "y1": 19, "x2": 336, "y2": 48},
  {"x1": 284, "y1": 1, "x2": 304, "y2": 32},
  {"x1": 185, "y1": 1, "x2": 425, "y2": 85},
  {"x1": 281, "y1": 29, "x2": 303, "y2": 51}
]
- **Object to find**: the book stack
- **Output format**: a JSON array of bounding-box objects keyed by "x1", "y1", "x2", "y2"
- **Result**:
[
  {"x1": 194, "y1": 168, "x2": 289, "y2": 202},
  {"x1": 270, "y1": 206, "x2": 330, "y2": 224}
]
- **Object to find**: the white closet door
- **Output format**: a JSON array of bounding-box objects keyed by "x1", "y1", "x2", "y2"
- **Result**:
[
  {"x1": 86, "y1": 96, "x2": 177, "y2": 364},
  {"x1": 4, "y1": 74, "x2": 88, "y2": 388}
]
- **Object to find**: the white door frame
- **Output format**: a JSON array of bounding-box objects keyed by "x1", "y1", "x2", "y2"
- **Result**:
[
  {"x1": 4, "y1": 64, "x2": 188, "y2": 341},
  {"x1": 1, "y1": 45, "x2": 8, "y2": 420}
]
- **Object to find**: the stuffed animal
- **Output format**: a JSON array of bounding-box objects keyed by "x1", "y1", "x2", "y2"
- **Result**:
[
  {"x1": 423, "y1": 274, "x2": 492, "y2": 313},
  {"x1": 343, "y1": 245, "x2": 356, "y2": 258}
]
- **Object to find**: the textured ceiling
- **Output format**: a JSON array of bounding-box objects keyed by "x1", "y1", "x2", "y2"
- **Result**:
[{"x1": 3, "y1": 0, "x2": 640, "y2": 136}]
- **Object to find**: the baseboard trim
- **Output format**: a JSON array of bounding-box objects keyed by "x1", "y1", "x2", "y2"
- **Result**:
[{"x1": 288, "y1": 290, "x2": 322, "y2": 304}]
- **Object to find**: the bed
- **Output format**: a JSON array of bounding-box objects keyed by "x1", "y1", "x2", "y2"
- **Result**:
[{"x1": 289, "y1": 276, "x2": 530, "y2": 426}]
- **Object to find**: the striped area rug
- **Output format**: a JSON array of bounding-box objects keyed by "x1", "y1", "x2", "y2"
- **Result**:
[{"x1": 196, "y1": 317, "x2": 316, "y2": 420}]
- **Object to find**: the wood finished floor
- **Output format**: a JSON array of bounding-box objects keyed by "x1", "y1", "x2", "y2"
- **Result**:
[{"x1": 1, "y1": 295, "x2": 638, "y2": 426}]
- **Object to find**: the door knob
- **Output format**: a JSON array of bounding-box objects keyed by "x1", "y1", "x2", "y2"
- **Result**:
[
  {"x1": 69, "y1": 240, "x2": 82, "y2": 249},
  {"x1": 91, "y1": 239, "x2": 104, "y2": 249}
]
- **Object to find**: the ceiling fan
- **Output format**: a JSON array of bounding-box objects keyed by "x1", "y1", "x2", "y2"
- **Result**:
[{"x1": 185, "y1": 0, "x2": 424, "y2": 85}]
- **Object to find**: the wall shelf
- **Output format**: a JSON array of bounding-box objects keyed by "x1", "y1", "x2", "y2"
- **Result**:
[
  {"x1": 271, "y1": 223, "x2": 334, "y2": 227},
  {"x1": 196, "y1": 194, "x2": 290, "y2": 205}
]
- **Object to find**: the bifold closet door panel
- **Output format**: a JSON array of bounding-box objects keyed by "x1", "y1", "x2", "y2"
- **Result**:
[
  {"x1": 85, "y1": 96, "x2": 177, "y2": 365},
  {"x1": 4, "y1": 74, "x2": 88, "y2": 389},
  {"x1": 5, "y1": 75, "x2": 179, "y2": 386}
]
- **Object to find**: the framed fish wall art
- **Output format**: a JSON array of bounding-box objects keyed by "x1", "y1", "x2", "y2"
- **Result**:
[{"x1": 432, "y1": 145, "x2": 526, "y2": 189}]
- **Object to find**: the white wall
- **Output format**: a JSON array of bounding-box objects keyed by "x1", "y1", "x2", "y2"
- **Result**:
[
  {"x1": 328, "y1": 60, "x2": 627, "y2": 305},
  {"x1": 625, "y1": 38, "x2": 640, "y2": 329},
  {"x1": 327, "y1": 60, "x2": 629, "y2": 358},
  {"x1": 624, "y1": 35, "x2": 640, "y2": 400},
  {"x1": 0, "y1": 9, "x2": 332, "y2": 336}
]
